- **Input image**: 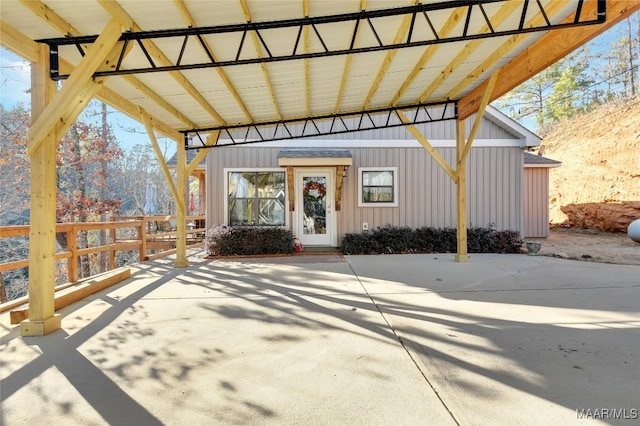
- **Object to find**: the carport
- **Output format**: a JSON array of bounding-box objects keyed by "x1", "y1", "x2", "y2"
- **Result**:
[{"x1": 1, "y1": 0, "x2": 637, "y2": 336}]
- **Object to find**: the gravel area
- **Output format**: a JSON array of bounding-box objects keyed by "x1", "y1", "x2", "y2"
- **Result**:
[{"x1": 526, "y1": 227, "x2": 640, "y2": 266}]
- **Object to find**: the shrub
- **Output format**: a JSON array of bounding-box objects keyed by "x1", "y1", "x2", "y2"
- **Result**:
[
  {"x1": 205, "y1": 225, "x2": 294, "y2": 256},
  {"x1": 467, "y1": 226, "x2": 495, "y2": 253},
  {"x1": 416, "y1": 226, "x2": 457, "y2": 253},
  {"x1": 488, "y1": 229, "x2": 524, "y2": 253},
  {"x1": 341, "y1": 225, "x2": 523, "y2": 255},
  {"x1": 340, "y1": 232, "x2": 374, "y2": 255}
]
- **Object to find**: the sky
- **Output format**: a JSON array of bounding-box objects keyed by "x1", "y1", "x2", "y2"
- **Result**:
[
  {"x1": 0, "y1": 17, "x2": 631, "y2": 152},
  {"x1": 0, "y1": 48, "x2": 174, "y2": 156}
]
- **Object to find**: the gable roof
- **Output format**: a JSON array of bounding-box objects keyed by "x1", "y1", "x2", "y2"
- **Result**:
[
  {"x1": 524, "y1": 152, "x2": 562, "y2": 168},
  {"x1": 166, "y1": 148, "x2": 204, "y2": 170},
  {"x1": 485, "y1": 105, "x2": 541, "y2": 147}
]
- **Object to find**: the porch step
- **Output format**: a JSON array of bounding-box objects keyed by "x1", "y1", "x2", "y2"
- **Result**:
[{"x1": 302, "y1": 246, "x2": 341, "y2": 254}]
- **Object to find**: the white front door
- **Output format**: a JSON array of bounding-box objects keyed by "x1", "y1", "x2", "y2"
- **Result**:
[{"x1": 296, "y1": 169, "x2": 335, "y2": 246}]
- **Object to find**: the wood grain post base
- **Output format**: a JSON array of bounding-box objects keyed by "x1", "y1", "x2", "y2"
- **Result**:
[
  {"x1": 20, "y1": 314, "x2": 61, "y2": 336},
  {"x1": 173, "y1": 259, "x2": 189, "y2": 268}
]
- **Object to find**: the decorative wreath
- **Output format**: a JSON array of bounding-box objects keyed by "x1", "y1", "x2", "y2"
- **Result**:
[{"x1": 303, "y1": 180, "x2": 326, "y2": 202}]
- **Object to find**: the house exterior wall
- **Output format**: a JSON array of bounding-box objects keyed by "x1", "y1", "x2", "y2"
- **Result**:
[
  {"x1": 206, "y1": 145, "x2": 524, "y2": 243},
  {"x1": 523, "y1": 168, "x2": 550, "y2": 238},
  {"x1": 338, "y1": 146, "x2": 523, "y2": 237}
]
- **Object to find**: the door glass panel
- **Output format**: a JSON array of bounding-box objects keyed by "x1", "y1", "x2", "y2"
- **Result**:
[{"x1": 302, "y1": 176, "x2": 327, "y2": 235}]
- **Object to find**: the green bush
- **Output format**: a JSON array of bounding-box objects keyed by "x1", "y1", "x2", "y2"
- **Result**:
[
  {"x1": 205, "y1": 225, "x2": 294, "y2": 256},
  {"x1": 341, "y1": 225, "x2": 522, "y2": 255}
]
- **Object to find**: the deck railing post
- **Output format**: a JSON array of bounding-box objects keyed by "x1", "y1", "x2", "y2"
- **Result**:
[
  {"x1": 67, "y1": 224, "x2": 79, "y2": 282},
  {"x1": 138, "y1": 220, "x2": 147, "y2": 261},
  {"x1": 109, "y1": 225, "x2": 116, "y2": 270}
]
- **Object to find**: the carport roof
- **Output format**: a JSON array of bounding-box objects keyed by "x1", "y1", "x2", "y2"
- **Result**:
[{"x1": 1, "y1": 1, "x2": 637, "y2": 144}]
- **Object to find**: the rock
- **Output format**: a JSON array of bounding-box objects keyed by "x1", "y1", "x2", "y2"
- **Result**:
[
  {"x1": 545, "y1": 98, "x2": 640, "y2": 234},
  {"x1": 553, "y1": 251, "x2": 569, "y2": 259},
  {"x1": 525, "y1": 241, "x2": 541, "y2": 255},
  {"x1": 560, "y1": 202, "x2": 640, "y2": 233}
]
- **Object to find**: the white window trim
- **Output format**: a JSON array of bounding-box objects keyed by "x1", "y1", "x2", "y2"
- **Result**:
[
  {"x1": 358, "y1": 166, "x2": 398, "y2": 208},
  {"x1": 223, "y1": 168, "x2": 288, "y2": 226}
]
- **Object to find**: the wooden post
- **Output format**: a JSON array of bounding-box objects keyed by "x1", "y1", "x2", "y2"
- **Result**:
[
  {"x1": 455, "y1": 119, "x2": 469, "y2": 262},
  {"x1": 198, "y1": 172, "x2": 206, "y2": 215},
  {"x1": 174, "y1": 141, "x2": 189, "y2": 267},
  {"x1": 109, "y1": 227, "x2": 116, "y2": 270},
  {"x1": 454, "y1": 71, "x2": 496, "y2": 262},
  {"x1": 67, "y1": 225, "x2": 78, "y2": 282},
  {"x1": 139, "y1": 221, "x2": 147, "y2": 261},
  {"x1": 21, "y1": 44, "x2": 61, "y2": 336}
]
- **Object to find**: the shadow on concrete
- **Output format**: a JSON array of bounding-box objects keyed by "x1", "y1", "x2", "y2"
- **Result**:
[
  {"x1": 2, "y1": 253, "x2": 638, "y2": 424},
  {"x1": 185, "y1": 254, "x2": 639, "y2": 424}
]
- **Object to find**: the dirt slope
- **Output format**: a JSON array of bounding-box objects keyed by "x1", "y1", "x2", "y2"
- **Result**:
[{"x1": 541, "y1": 97, "x2": 640, "y2": 232}]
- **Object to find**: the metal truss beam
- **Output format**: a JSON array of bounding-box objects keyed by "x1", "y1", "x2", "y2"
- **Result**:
[
  {"x1": 41, "y1": 0, "x2": 606, "y2": 80},
  {"x1": 183, "y1": 100, "x2": 457, "y2": 149}
]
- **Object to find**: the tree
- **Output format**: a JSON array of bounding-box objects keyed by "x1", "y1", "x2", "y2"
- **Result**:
[
  {"x1": 0, "y1": 104, "x2": 30, "y2": 225},
  {"x1": 110, "y1": 140, "x2": 175, "y2": 216},
  {"x1": 627, "y1": 17, "x2": 636, "y2": 97},
  {"x1": 0, "y1": 104, "x2": 31, "y2": 300},
  {"x1": 56, "y1": 114, "x2": 123, "y2": 278},
  {"x1": 494, "y1": 16, "x2": 640, "y2": 132},
  {"x1": 544, "y1": 48, "x2": 594, "y2": 124},
  {"x1": 493, "y1": 63, "x2": 560, "y2": 128}
]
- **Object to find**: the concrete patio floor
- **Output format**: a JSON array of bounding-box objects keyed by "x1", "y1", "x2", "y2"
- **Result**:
[{"x1": 1, "y1": 251, "x2": 639, "y2": 425}]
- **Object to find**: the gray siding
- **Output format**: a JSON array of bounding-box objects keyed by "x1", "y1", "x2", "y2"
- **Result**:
[
  {"x1": 206, "y1": 146, "x2": 524, "y2": 242},
  {"x1": 338, "y1": 147, "x2": 522, "y2": 237},
  {"x1": 523, "y1": 168, "x2": 550, "y2": 238}
]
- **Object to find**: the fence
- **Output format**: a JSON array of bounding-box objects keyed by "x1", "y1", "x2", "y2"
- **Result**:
[{"x1": 0, "y1": 215, "x2": 206, "y2": 304}]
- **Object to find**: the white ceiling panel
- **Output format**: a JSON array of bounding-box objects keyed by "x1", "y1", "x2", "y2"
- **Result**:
[{"x1": 0, "y1": 0, "x2": 629, "y2": 141}]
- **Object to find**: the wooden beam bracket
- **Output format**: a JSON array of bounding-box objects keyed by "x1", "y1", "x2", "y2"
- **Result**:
[
  {"x1": 186, "y1": 131, "x2": 220, "y2": 177},
  {"x1": 27, "y1": 18, "x2": 123, "y2": 155},
  {"x1": 397, "y1": 111, "x2": 456, "y2": 181},
  {"x1": 139, "y1": 107, "x2": 183, "y2": 206},
  {"x1": 457, "y1": 70, "x2": 499, "y2": 178}
]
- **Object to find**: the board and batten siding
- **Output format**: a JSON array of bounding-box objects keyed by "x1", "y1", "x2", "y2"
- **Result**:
[
  {"x1": 338, "y1": 146, "x2": 522, "y2": 238},
  {"x1": 523, "y1": 168, "x2": 550, "y2": 238},
  {"x1": 206, "y1": 146, "x2": 524, "y2": 242}
]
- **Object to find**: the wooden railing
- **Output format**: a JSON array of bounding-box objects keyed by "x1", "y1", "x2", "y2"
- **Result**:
[
  {"x1": 0, "y1": 215, "x2": 206, "y2": 285},
  {"x1": 112, "y1": 215, "x2": 206, "y2": 261}
]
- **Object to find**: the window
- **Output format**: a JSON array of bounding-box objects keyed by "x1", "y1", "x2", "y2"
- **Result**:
[
  {"x1": 227, "y1": 170, "x2": 286, "y2": 225},
  {"x1": 358, "y1": 167, "x2": 398, "y2": 207}
]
